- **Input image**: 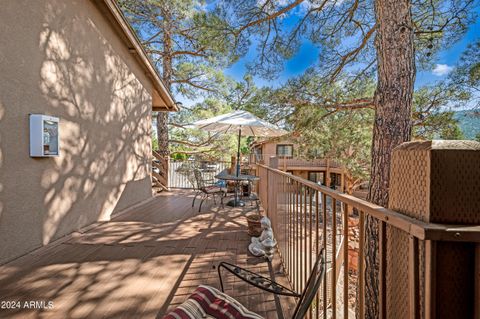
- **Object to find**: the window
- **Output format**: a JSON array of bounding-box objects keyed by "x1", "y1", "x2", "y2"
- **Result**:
[
  {"x1": 253, "y1": 146, "x2": 263, "y2": 162},
  {"x1": 276, "y1": 144, "x2": 293, "y2": 158},
  {"x1": 308, "y1": 172, "x2": 325, "y2": 185}
]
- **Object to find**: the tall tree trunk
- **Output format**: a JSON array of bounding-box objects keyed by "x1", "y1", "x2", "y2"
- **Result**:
[
  {"x1": 156, "y1": 28, "x2": 172, "y2": 156},
  {"x1": 156, "y1": 9, "x2": 173, "y2": 186},
  {"x1": 364, "y1": 0, "x2": 415, "y2": 316}
]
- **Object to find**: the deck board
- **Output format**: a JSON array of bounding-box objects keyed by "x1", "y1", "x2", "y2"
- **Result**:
[{"x1": 0, "y1": 190, "x2": 296, "y2": 319}]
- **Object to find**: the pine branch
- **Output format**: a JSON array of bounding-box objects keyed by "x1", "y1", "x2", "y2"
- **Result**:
[
  {"x1": 236, "y1": 0, "x2": 305, "y2": 35},
  {"x1": 330, "y1": 24, "x2": 377, "y2": 82},
  {"x1": 171, "y1": 149, "x2": 217, "y2": 155},
  {"x1": 173, "y1": 79, "x2": 216, "y2": 92}
]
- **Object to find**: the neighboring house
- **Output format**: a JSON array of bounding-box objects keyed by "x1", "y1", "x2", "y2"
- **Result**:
[
  {"x1": 0, "y1": 0, "x2": 177, "y2": 264},
  {"x1": 249, "y1": 137, "x2": 346, "y2": 191}
]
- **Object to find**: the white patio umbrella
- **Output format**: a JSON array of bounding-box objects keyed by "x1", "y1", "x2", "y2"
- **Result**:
[
  {"x1": 191, "y1": 110, "x2": 287, "y2": 137},
  {"x1": 191, "y1": 110, "x2": 287, "y2": 172},
  {"x1": 190, "y1": 110, "x2": 288, "y2": 206}
]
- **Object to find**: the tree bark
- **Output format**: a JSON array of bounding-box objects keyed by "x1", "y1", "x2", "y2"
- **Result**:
[
  {"x1": 156, "y1": 9, "x2": 173, "y2": 187},
  {"x1": 364, "y1": 0, "x2": 415, "y2": 316}
]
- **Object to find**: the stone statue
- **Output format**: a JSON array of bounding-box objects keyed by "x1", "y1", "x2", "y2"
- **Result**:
[{"x1": 248, "y1": 217, "x2": 277, "y2": 260}]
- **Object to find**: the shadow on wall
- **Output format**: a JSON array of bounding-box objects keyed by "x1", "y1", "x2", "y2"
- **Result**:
[
  {"x1": 37, "y1": 0, "x2": 152, "y2": 245},
  {"x1": 0, "y1": 101, "x2": 4, "y2": 220}
]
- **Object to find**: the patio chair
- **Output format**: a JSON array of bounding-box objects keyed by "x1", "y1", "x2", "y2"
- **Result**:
[
  {"x1": 163, "y1": 249, "x2": 325, "y2": 319},
  {"x1": 243, "y1": 179, "x2": 261, "y2": 213},
  {"x1": 191, "y1": 169, "x2": 227, "y2": 212}
]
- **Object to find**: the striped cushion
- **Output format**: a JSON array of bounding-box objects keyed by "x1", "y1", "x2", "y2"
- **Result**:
[{"x1": 163, "y1": 285, "x2": 264, "y2": 319}]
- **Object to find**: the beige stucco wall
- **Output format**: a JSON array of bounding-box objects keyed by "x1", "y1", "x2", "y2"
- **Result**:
[
  {"x1": 0, "y1": 0, "x2": 154, "y2": 264},
  {"x1": 260, "y1": 143, "x2": 280, "y2": 166}
]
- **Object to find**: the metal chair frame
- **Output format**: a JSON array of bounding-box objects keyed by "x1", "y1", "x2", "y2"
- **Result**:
[
  {"x1": 244, "y1": 180, "x2": 260, "y2": 213},
  {"x1": 217, "y1": 249, "x2": 326, "y2": 319},
  {"x1": 191, "y1": 169, "x2": 225, "y2": 212}
]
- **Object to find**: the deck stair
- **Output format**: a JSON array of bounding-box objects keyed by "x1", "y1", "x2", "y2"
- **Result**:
[{"x1": 152, "y1": 150, "x2": 168, "y2": 191}]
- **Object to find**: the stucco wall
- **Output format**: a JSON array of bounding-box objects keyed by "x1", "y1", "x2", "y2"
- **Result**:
[
  {"x1": 0, "y1": 0, "x2": 153, "y2": 264},
  {"x1": 261, "y1": 143, "x2": 277, "y2": 166}
]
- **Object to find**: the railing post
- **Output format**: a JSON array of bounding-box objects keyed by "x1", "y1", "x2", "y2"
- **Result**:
[
  {"x1": 326, "y1": 159, "x2": 331, "y2": 187},
  {"x1": 166, "y1": 156, "x2": 170, "y2": 191},
  {"x1": 378, "y1": 220, "x2": 386, "y2": 319},
  {"x1": 387, "y1": 140, "x2": 480, "y2": 319},
  {"x1": 230, "y1": 155, "x2": 236, "y2": 175},
  {"x1": 358, "y1": 211, "x2": 365, "y2": 318},
  {"x1": 265, "y1": 166, "x2": 270, "y2": 216},
  {"x1": 475, "y1": 244, "x2": 480, "y2": 319}
]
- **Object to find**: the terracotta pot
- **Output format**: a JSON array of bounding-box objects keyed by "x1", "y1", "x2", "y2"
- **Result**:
[{"x1": 246, "y1": 214, "x2": 262, "y2": 237}]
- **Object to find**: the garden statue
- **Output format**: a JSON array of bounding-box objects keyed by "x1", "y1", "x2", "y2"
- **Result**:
[{"x1": 248, "y1": 216, "x2": 277, "y2": 260}]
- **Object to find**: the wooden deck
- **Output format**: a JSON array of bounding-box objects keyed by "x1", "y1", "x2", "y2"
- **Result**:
[{"x1": 0, "y1": 190, "x2": 296, "y2": 319}]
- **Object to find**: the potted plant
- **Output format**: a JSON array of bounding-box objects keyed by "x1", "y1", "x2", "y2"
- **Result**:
[{"x1": 246, "y1": 212, "x2": 262, "y2": 236}]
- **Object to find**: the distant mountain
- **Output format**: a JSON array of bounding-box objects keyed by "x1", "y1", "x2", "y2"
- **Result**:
[{"x1": 454, "y1": 110, "x2": 480, "y2": 140}]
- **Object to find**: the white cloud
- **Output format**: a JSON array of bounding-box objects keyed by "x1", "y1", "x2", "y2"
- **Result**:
[
  {"x1": 432, "y1": 64, "x2": 453, "y2": 76},
  {"x1": 299, "y1": 0, "x2": 313, "y2": 12}
]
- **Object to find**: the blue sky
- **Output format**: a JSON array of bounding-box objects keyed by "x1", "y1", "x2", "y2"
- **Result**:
[
  {"x1": 177, "y1": 6, "x2": 479, "y2": 107},
  {"x1": 416, "y1": 12, "x2": 480, "y2": 87},
  {"x1": 225, "y1": 40, "x2": 320, "y2": 88},
  {"x1": 224, "y1": 9, "x2": 480, "y2": 90}
]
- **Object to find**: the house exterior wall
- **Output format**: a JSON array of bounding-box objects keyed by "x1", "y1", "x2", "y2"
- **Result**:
[
  {"x1": 294, "y1": 170, "x2": 309, "y2": 180},
  {"x1": 0, "y1": 0, "x2": 154, "y2": 264},
  {"x1": 252, "y1": 139, "x2": 347, "y2": 192},
  {"x1": 263, "y1": 143, "x2": 276, "y2": 166}
]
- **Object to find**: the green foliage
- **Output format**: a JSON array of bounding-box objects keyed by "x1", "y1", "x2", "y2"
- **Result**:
[
  {"x1": 167, "y1": 75, "x2": 280, "y2": 159},
  {"x1": 412, "y1": 0, "x2": 478, "y2": 70},
  {"x1": 270, "y1": 68, "x2": 470, "y2": 190},
  {"x1": 217, "y1": 0, "x2": 478, "y2": 83},
  {"x1": 278, "y1": 72, "x2": 375, "y2": 189},
  {"x1": 152, "y1": 134, "x2": 159, "y2": 151},
  {"x1": 412, "y1": 83, "x2": 468, "y2": 140},
  {"x1": 295, "y1": 107, "x2": 374, "y2": 185},
  {"x1": 414, "y1": 110, "x2": 465, "y2": 140},
  {"x1": 171, "y1": 153, "x2": 189, "y2": 161},
  {"x1": 454, "y1": 110, "x2": 480, "y2": 139},
  {"x1": 120, "y1": 0, "x2": 249, "y2": 158},
  {"x1": 169, "y1": 95, "x2": 252, "y2": 160},
  {"x1": 119, "y1": 0, "x2": 239, "y2": 98},
  {"x1": 448, "y1": 40, "x2": 480, "y2": 108},
  {"x1": 121, "y1": 0, "x2": 479, "y2": 180}
]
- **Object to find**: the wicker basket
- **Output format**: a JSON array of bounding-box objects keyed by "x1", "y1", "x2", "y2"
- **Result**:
[{"x1": 246, "y1": 214, "x2": 262, "y2": 237}]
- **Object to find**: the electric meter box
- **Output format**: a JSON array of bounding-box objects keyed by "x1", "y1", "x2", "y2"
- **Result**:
[{"x1": 29, "y1": 114, "x2": 60, "y2": 157}]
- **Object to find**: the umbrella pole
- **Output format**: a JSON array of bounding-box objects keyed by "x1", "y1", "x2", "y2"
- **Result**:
[
  {"x1": 234, "y1": 128, "x2": 242, "y2": 206},
  {"x1": 227, "y1": 128, "x2": 245, "y2": 208},
  {"x1": 236, "y1": 128, "x2": 241, "y2": 177}
]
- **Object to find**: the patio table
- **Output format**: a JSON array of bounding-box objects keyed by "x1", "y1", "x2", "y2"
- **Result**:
[{"x1": 215, "y1": 173, "x2": 259, "y2": 207}]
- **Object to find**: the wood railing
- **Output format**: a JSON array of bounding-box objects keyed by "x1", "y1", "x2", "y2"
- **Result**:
[
  {"x1": 168, "y1": 160, "x2": 231, "y2": 189},
  {"x1": 249, "y1": 153, "x2": 342, "y2": 170},
  {"x1": 256, "y1": 163, "x2": 480, "y2": 319}
]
